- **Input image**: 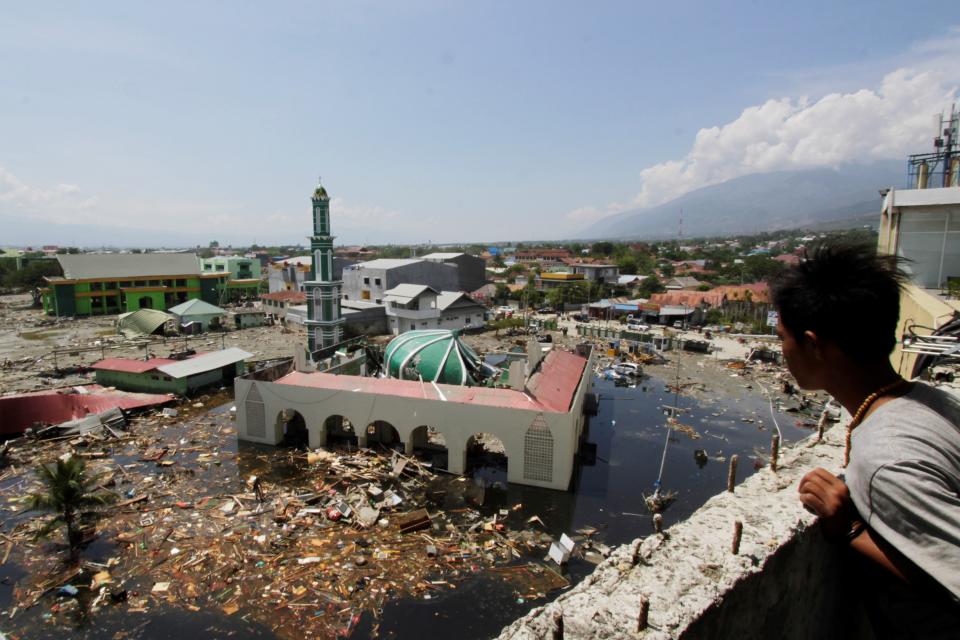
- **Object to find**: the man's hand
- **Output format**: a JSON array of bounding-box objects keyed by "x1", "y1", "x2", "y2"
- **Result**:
[{"x1": 798, "y1": 467, "x2": 855, "y2": 540}]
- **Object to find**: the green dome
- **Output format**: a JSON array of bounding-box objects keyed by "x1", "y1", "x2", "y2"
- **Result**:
[{"x1": 384, "y1": 330, "x2": 484, "y2": 386}]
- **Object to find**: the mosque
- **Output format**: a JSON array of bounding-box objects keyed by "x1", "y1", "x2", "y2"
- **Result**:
[{"x1": 234, "y1": 180, "x2": 595, "y2": 490}]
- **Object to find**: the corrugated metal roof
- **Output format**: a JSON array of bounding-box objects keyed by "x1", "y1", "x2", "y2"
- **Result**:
[
  {"x1": 383, "y1": 284, "x2": 436, "y2": 302},
  {"x1": 525, "y1": 349, "x2": 588, "y2": 413},
  {"x1": 155, "y1": 347, "x2": 252, "y2": 379},
  {"x1": 351, "y1": 259, "x2": 422, "y2": 270},
  {"x1": 91, "y1": 357, "x2": 177, "y2": 373},
  {"x1": 116, "y1": 308, "x2": 172, "y2": 338},
  {"x1": 421, "y1": 252, "x2": 464, "y2": 260},
  {"x1": 168, "y1": 299, "x2": 226, "y2": 317},
  {"x1": 58, "y1": 253, "x2": 201, "y2": 279}
]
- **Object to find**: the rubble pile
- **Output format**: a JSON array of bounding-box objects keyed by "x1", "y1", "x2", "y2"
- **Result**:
[{"x1": 0, "y1": 393, "x2": 578, "y2": 638}]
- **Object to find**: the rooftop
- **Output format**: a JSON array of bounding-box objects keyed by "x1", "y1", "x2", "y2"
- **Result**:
[
  {"x1": 421, "y1": 252, "x2": 465, "y2": 260},
  {"x1": 56, "y1": 253, "x2": 201, "y2": 280},
  {"x1": 276, "y1": 347, "x2": 587, "y2": 413},
  {"x1": 351, "y1": 259, "x2": 422, "y2": 270},
  {"x1": 168, "y1": 299, "x2": 226, "y2": 316}
]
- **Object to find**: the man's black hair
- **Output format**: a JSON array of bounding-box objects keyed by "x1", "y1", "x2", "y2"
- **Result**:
[{"x1": 771, "y1": 243, "x2": 907, "y2": 361}]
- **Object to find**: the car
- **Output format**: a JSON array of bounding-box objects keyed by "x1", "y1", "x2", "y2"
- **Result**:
[
  {"x1": 537, "y1": 307, "x2": 554, "y2": 314},
  {"x1": 626, "y1": 321, "x2": 650, "y2": 332},
  {"x1": 673, "y1": 320, "x2": 684, "y2": 329}
]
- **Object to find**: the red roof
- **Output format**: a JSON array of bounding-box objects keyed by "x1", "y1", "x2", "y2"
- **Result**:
[
  {"x1": 0, "y1": 385, "x2": 174, "y2": 435},
  {"x1": 91, "y1": 358, "x2": 177, "y2": 374},
  {"x1": 526, "y1": 349, "x2": 588, "y2": 412},
  {"x1": 261, "y1": 291, "x2": 307, "y2": 303},
  {"x1": 276, "y1": 349, "x2": 588, "y2": 413}
]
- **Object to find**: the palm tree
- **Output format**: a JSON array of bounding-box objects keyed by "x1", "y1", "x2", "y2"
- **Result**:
[{"x1": 27, "y1": 455, "x2": 115, "y2": 559}]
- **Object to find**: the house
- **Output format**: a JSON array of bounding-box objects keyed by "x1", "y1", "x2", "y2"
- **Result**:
[
  {"x1": 260, "y1": 290, "x2": 307, "y2": 320},
  {"x1": 267, "y1": 256, "x2": 356, "y2": 293},
  {"x1": 571, "y1": 263, "x2": 619, "y2": 284},
  {"x1": 92, "y1": 348, "x2": 252, "y2": 395},
  {"x1": 512, "y1": 249, "x2": 572, "y2": 264},
  {"x1": 41, "y1": 253, "x2": 228, "y2": 317},
  {"x1": 341, "y1": 259, "x2": 459, "y2": 304},
  {"x1": 229, "y1": 308, "x2": 267, "y2": 329},
  {"x1": 383, "y1": 284, "x2": 486, "y2": 334},
  {"x1": 617, "y1": 274, "x2": 648, "y2": 288},
  {"x1": 167, "y1": 299, "x2": 226, "y2": 333},
  {"x1": 665, "y1": 276, "x2": 705, "y2": 290},
  {"x1": 201, "y1": 256, "x2": 263, "y2": 302}
]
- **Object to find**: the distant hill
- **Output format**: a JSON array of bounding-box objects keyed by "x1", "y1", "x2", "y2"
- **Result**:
[{"x1": 582, "y1": 163, "x2": 904, "y2": 240}]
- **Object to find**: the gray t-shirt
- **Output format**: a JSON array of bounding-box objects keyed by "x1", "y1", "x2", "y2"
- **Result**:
[{"x1": 846, "y1": 382, "x2": 960, "y2": 604}]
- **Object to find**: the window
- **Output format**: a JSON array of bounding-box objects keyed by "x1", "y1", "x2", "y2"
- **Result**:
[
  {"x1": 374, "y1": 278, "x2": 381, "y2": 286},
  {"x1": 421, "y1": 322, "x2": 428, "y2": 327},
  {"x1": 898, "y1": 209, "x2": 960, "y2": 289},
  {"x1": 134, "y1": 280, "x2": 146, "y2": 287},
  {"x1": 361, "y1": 290, "x2": 371, "y2": 300},
  {"x1": 363, "y1": 277, "x2": 370, "y2": 285},
  {"x1": 375, "y1": 299, "x2": 381, "y2": 304},
  {"x1": 105, "y1": 281, "x2": 117, "y2": 290},
  {"x1": 148, "y1": 280, "x2": 160, "y2": 286},
  {"x1": 91, "y1": 296, "x2": 103, "y2": 307},
  {"x1": 216, "y1": 265, "x2": 225, "y2": 271},
  {"x1": 465, "y1": 317, "x2": 471, "y2": 325},
  {"x1": 176, "y1": 279, "x2": 186, "y2": 287},
  {"x1": 90, "y1": 282, "x2": 102, "y2": 291},
  {"x1": 344, "y1": 294, "x2": 349, "y2": 300}
]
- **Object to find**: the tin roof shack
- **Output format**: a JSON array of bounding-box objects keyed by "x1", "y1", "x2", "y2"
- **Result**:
[
  {"x1": 167, "y1": 299, "x2": 226, "y2": 333},
  {"x1": 229, "y1": 308, "x2": 266, "y2": 329},
  {"x1": 92, "y1": 348, "x2": 252, "y2": 395}
]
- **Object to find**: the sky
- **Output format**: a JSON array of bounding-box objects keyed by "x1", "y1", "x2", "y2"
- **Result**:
[{"x1": 1, "y1": 1, "x2": 959, "y2": 247}]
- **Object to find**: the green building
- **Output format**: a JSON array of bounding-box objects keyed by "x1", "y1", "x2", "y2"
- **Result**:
[
  {"x1": 42, "y1": 253, "x2": 230, "y2": 317},
  {"x1": 91, "y1": 348, "x2": 252, "y2": 395},
  {"x1": 201, "y1": 256, "x2": 264, "y2": 303},
  {"x1": 0, "y1": 249, "x2": 24, "y2": 270}
]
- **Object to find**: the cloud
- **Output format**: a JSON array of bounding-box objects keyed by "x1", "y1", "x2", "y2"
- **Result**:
[
  {"x1": 0, "y1": 167, "x2": 98, "y2": 219},
  {"x1": 630, "y1": 70, "x2": 957, "y2": 209},
  {"x1": 575, "y1": 28, "x2": 960, "y2": 225}
]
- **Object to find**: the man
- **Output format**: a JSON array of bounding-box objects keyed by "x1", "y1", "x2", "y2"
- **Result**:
[{"x1": 772, "y1": 244, "x2": 960, "y2": 638}]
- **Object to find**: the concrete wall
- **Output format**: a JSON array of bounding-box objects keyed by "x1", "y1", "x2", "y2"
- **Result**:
[
  {"x1": 342, "y1": 261, "x2": 459, "y2": 303},
  {"x1": 496, "y1": 423, "x2": 873, "y2": 640}
]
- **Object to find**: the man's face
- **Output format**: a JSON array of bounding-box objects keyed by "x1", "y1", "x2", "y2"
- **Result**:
[{"x1": 776, "y1": 318, "x2": 821, "y2": 390}]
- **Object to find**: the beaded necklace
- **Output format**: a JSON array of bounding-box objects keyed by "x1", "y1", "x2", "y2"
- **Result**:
[{"x1": 843, "y1": 379, "x2": 910, "y2": 467}]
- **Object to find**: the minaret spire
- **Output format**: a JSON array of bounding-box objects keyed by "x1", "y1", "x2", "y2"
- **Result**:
[{"x1": 304, "y1": 176, "x2": 343, "y2": 355}]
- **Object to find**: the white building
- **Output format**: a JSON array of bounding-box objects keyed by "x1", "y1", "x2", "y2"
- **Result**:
[{"x1": 383, "y1": 284, "x2": 487, "y2": 334}]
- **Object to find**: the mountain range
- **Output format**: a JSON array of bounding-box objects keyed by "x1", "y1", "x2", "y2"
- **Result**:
[{"x1": 581, "y1": 162, "x2": 905, "y2": 240}]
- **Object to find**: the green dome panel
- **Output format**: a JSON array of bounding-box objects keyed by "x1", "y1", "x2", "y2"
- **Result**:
[{"x1": 383, "y1": 330, "x2": 483, "y2": 386}]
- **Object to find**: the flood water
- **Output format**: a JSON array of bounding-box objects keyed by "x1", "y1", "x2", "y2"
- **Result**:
[
  {"x1": 0, "y1": 370, "x2": 811, "y2": 639},
  {"x1": 352, "y1": 371, "x2": 809, "y2": 639}
]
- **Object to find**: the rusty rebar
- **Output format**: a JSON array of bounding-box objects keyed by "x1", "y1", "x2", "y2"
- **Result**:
[
  {"x1": 726, "y1": 454, "x2": 738, "y2": 492},
  {"x1": 732, "y1": 520, "x2": 743, "y2": 555},
  {"x1": 770, "y1": 434, "x2": 780, "y2": 472},
  {"x1": 637, "y1": 595, "x2": 650, "y2": 631},
  {"x1": 551, "y1": 610, "x2": 564, "y2": 640}
]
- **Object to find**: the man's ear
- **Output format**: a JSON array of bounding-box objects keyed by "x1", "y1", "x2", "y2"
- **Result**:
[{"x1": 803, "y1": 329, "x2": 823, "y2": 359}]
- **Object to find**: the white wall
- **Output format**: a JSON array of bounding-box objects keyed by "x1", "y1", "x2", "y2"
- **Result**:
[{"x1": 235, "y1": 347, "x2": 595, "y2": 491}]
